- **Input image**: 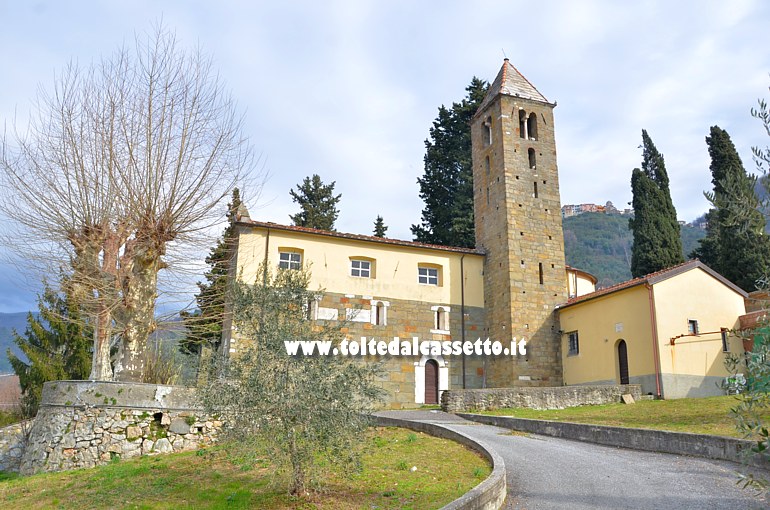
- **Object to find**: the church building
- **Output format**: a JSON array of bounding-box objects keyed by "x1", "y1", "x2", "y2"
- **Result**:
[{"x1": 225, "y1": 60, "x2": 748, "y2": 407}]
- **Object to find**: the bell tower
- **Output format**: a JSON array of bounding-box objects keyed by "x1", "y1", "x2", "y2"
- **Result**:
[{"x1": 471, "y1": 59, "x2": 567, "y2": 387}]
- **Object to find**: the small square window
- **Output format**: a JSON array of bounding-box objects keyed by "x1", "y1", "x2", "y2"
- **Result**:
[
  {"x1": 351, "y1": 259, "x2": 371, "y2": 278},
  {"x1": 567, "y1": 331, "x2": 579, "y2": 356},
  {"x1": 418, "y1": 266, "x2": 439, "y2": 285},
  {"x1": 687, "y1": 319, "x2": 699, "y2": 335},
  {"x1": 278, "y1": 251, "x2": 301, "y2": 270}
]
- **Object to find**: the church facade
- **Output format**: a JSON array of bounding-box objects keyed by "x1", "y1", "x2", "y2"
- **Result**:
[{"x1": 225, "y1": 59, "x2": 748, "y2": 407}]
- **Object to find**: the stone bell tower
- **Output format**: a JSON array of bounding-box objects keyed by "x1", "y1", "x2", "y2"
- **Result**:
[{"x1": 471, "y1": 59, "x2": 567, "y2": 387}]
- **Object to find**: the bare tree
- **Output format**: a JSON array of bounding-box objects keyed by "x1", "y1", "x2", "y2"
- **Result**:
[{"x1": 0, "y1": 26, "x2": 253, "y2": 382}]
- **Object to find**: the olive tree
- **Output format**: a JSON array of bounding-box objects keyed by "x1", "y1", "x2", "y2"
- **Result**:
[
  {"x1": 201, "y1": 265, "x2": 383, "y2": 495},
  {"x1": 0, "y1": 26, "x2": 253, "y2": 381}
]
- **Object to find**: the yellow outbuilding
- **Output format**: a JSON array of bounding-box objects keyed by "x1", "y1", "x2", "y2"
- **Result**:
[{"x1": 557, "y1": 260, "x2": 748, "y2": 398}]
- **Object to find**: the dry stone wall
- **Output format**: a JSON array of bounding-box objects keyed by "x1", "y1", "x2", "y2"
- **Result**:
[
  {"x1": 18, "y1": 380, "x2": 221, "y2": 475},
  {"x1": 0, "y1": 421, "x2": 27, "y2": 472}
]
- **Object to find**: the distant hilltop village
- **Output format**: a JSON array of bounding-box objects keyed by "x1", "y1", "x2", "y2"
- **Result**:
[
  {"x1": 560, "y1": 201, "x2": 631, "y2": 218},
  {"x1": 561, "y1": 201, "x2": 705, "y2": 229}
]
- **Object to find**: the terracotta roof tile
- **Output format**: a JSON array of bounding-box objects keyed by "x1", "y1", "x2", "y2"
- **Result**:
[
  {"x1": 476, "y1": 59, "x2": 550, "y2": 116},
  {"x1": 558, "y1": 259, "x2": 747, "y2": 309},
  {"x1": 237, "y1": 220, "x2": 485, "y2": 256}
]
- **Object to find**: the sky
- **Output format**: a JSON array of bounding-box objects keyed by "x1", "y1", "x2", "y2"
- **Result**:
[{"x1": 0, "y1": 0, "x2": 769, "y2": 312}]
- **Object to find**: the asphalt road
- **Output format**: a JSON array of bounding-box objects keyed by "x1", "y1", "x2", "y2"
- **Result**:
[{"x1": 375, "y1": 411, "x2": 769, "y2": 509}]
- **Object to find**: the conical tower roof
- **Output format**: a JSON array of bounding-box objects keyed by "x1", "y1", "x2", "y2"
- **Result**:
[{"x1": 476, "y1": 59, "x2": 550, "y2": 115}]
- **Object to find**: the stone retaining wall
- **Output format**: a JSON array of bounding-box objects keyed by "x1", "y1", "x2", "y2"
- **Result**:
[
  {"x1": 441, "y1": 385, "x2": 642, "y2": 413},
  {"x1": 19, "y1": 380, "x2": 222, "y2": 475},
  {"x1": 0, "y1": 421, "x2": 28, "y2": 472},
  {"x1": 460, "y1": 413, "x2": 770, "y2": 470}
]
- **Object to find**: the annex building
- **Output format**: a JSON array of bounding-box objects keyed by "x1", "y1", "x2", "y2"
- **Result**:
[{"x1": 225, "y1": 60, "x2": 750, "y2": 408}]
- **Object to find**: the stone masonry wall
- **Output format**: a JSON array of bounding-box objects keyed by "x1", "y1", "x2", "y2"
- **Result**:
[
  {"x1": 441, "y1": 384, "x2": 643, "y2": 413},
  {"x1": 232, "y1": 291, "x2": 487, "y2": 409},
  {"x1": 19, "y1": 381, "x2": 221, "y2": 475},
  {"x1": 0, "y1": 421, "x2": 28, "y2": 472}
]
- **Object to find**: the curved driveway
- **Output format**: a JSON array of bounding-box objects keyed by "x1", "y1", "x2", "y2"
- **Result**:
[{"x1": 375, "y1": 410, "x2": 769, "y2": 509}]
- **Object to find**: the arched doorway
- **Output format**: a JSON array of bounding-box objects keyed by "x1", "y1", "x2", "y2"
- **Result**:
[
  {"x1": 424, "y1": 359, "x2": 439, "y2": 404},
  {"x1": 618, "y1": 340, "x2": 629, "y2": 385}
]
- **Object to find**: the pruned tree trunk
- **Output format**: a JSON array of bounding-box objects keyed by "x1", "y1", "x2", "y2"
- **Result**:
[{"x1": 114, "y1": 240, "x2": 162, "y2": 382}]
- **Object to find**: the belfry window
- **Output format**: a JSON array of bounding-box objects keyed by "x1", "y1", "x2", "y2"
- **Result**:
[
  {"x1": 527, "y1": 112, "x2": 538, "y2": 140},
  {"x1": 519, "y1": 109, "x2": 527, "y2": 139},
  {"x1": 483, "y1": 116, "x2": 492, "y2": 146}
]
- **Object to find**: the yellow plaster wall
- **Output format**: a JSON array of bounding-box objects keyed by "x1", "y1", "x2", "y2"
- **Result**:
[
  {"x1": 567, "y1": 269, "x2": 596, "y2": 298},
  {"x1": 236, "y1": 226, "x2": 485, "y2": 307},
  {"x1": 558, "y1": 285, "x2": 655, "y2": 385},
  {"x1": 652, "y1": 268, "x2": 746, "y2": 378}
]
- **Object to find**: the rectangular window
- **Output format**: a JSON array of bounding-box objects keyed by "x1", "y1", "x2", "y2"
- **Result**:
[
  {"x1": 350, "y1": 259, "x2": 371, "y2": 278},
  {"x1": 418, "y1": 266, "x2": 439, "y2": 285},
  {"x1": 687, "y1": 319, "x2": 699, "y2": 335},
  {"x1": 567, "y1": 331, "x2": 579, "y2": 356},
  {"x1": 721, "y1": 328, "x2": 729, "y2": 352},
  {"x1": 278, "y1": 251, "x2": 301, "y2": 270}
]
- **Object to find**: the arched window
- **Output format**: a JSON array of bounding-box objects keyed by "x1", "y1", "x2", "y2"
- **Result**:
[
  {"x1": 518, "y1": 109, "x2": 527, "y2": 139},
  {"x1": 483, "y1": 116, "x2": 492, "y2": 146},
  {"x1": 431, "y1": 305, "x2": 450, "y2": 332},
  {"x1": 528, "y1": 148, "x2": 536, "y2": 169},
  {"x1": 527, "y1": 112, "x2": 538, "y2": 140},
  {"x1": 370, "y1": 300, "x2": 389, "y2": 326}
]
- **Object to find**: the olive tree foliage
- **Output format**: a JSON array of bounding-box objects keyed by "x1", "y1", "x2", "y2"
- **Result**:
[
  {"x1": 721, "y1": 87, "x2": 770, "y2": 493},
  {"x1": 0, "y1": 27, "x2": 253, "y2": 382},
  {"x1": 201, "y1": 265, "x2": 383, "y2": 495}
]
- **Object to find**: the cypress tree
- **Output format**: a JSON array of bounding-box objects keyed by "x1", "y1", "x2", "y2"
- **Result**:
[
  {"x1": 629, "y1": 130, "x2": 684, "y2": 277},
  {"x1": 411, "y1": 78, "x2": 488, "y2": 248},
  {"x1": 289, "y1": 174, "x2": 341, "y2": 231},
  {"x1": 693, "y1": 126, "x2": 770, "y2": 291}
]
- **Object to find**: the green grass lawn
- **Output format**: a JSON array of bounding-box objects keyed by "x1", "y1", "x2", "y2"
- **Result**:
[
  {"x1": 0, "y1": 427, "x2": 490, "y2": 510},
  {"x1": 478, "y1": 395, "x2": 770, "y2": 438}
]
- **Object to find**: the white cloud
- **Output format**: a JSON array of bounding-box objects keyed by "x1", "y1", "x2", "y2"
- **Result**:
[{"x1": 1, "y1": 0, "x2": 770, "y2": 310}]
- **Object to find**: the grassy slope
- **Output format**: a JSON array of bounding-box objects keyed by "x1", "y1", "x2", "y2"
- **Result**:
[
  {"x1": 0, "y1": 427, "x2": 490, "y2": 510},
  {"x1": 480, "y1": 395, "x2": 769, "y2": 438}
]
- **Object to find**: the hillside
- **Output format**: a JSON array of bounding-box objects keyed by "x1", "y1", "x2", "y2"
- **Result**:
[{"x1": 563, "y1": 213, "x2": 706, "y2": 288}]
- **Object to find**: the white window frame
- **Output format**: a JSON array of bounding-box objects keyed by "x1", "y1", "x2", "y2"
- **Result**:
[
  {"x1": 418, "y1": 266, "x2": 439, "y2": 286},
  {"x1": 350, "y1": 259, "x2": 372, "y2": 278},
  {"x1": 567, "y1": 331, "x2": 579, "y2": 356},
  {"x1": 430, "y1": 305, "x2": 450, "y2": 334},
  {"x1": 370, "y1": 300, "x2": 389, "y2": 326},
  {"x1": 278, "y1": 251, "x2": 302, "y2": 270}
]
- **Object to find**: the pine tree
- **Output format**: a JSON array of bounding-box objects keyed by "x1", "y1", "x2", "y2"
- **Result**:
[
  {"x1": 411, "y1": 78, "x2": 488, "y2": 248},
  {"x1": 289, "y1": 174, "x2": 341, "y2": 230},
  {"x1": 180, "y1": 189, "x2": 242, "y2": 355},
  {"x1": 8, "y1": 279, "x2": 92, "y2": 414},
  {"x1": 629, "y1": 130, "x2": 684, "y2": 277},
  {"x1": 373, "y1": 215, "x2": 388, "y2": 237},
  {"x1": 693, "y1": 126, "x2": 770, "y2": 290}
]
